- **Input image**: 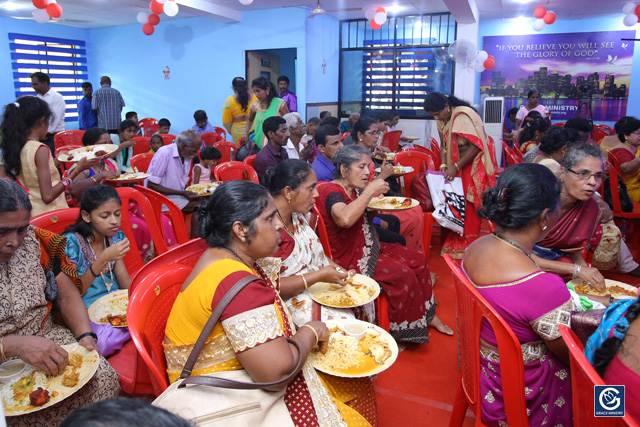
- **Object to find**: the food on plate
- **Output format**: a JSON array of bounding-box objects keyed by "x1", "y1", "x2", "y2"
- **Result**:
[
  {"x1": 100, "y1": 314, "x2": 127, "y2": 327},
  {"x1": 186, "y1": 183, "x2": 219, "y2": 196},
  {"x1": 11, "y1": 372, "x2": 36, "y2": 402},
  {"x1": 66, "y1": 154, "x2": 75, "y2": 161},
  {"x1": 317, "y1": 290, "x2": 357, "y2": 307},
  {"x1": 93, "y1": 150, "x2": 107, "y2": 157},
  {"x1": 393, "y1": 166, "x2": 404, "y2": 174},
  {"x1": 574, "y1": 282, "x2": 637, "y2": 298},
  {"x1": 28, "y1": 388, "x2": 50, "y2": 407}
]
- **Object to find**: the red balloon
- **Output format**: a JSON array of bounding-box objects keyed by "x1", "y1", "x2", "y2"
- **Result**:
[
  {"x1": 483, "y1": 58, "x2": 496, "y2": 70},
  {"x1": 370, "y1": 20, "x2": 381, "y2": 30},
  {"x1": 142, "y1": 23, "x2": 155, "y2": 35},
  {"x1": 46, "y1": 3, "x2": 62, "y2": 18},
  {"x1": 149, "y1": 0, "x2": 164, "y2": 15},
  {"x1": 376, "y1": 7, "x2": 386, "y2": 13},
  {"x1": 635, "y1": 4, "x2": 640, "y2": 19},
  {"x1": 487, "y1": 55, "x2": 495, "y2": 61},
  {"x1": 32, "y1": 0, "x2": 48, "y2": 9},
  {"x1": 543, "y1": 12, "x2": 556, "y2": 24},
  {"x1": 148, "y1": 14, "x2": 160, "y2": 25},
  {"x1": 533, "y1": 6, "x2": 546, "y2": 19}
]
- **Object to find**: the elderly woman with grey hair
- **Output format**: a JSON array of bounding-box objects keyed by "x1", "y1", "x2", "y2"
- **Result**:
[
  {"x1": 0, "y1": 179, "x2": 120, "y2": 426},
  {"x1": 282, "y1": 112, "x2": 313, "y2": 161},
  {"x1": 315, "y1": 145, "x2": 452, "y2": 343}
]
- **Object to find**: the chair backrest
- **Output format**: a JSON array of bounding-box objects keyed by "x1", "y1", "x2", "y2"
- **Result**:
[
  {"x1": 201, "y1": 132, "x2": 223, "y2": 147},
  {"x1": 593, "y1": 123, "x2": 614, "y2": 136},
  {"x1": 213, "y1": 161, "x2": 259, "y2": 184},
  {"x1": 552, "y1": 122, "x2": 566, "y2": 128},
  {"x1": 133, "y1": 185, "x2": 189, "y2": 246},
  {"x1": 502, "y1": 140, "x2": 521, "y2": 167},
  {"x1": 444, "y1": 254, "x2": 529, "y2": 427},
  {"x1": 312, "y1": 204, "x2": 332, "y2": 260},
  {"x1": 394, "y1": 150, "x2": 435, "y2": 198},
  {"x1": 382, "y1": 130, "x2": 403, "y2": 152},
  {"x1": 608, "y1": 151, "x2": 624, "y2": 174},
  {"x1": 160, "y1": 134, "x2": 175, "y2": 145},
  {"x1": 213, "y1": 126, "x2": 228, "y2": 141},
  {"x1": 128, "y1": 263, "x2": 192, "y2": 395},
  {"x1": 606, "y1": 160, "x2": 626, "y2": 214},
  {"x1": 430, "y1": 137, "x2": 442, "y2": 160},
  {"x1": 130, "y1": 153, "x2": 154, "y2": 173},
  {"x1": 30, "y1": 208, "x2": 80, "y2": 235},
  {"x1": 592, "y1": 129, "x2": 607, "y2": 144},
  {"x1": 132, "y1": 137, "x2": 151, "y2": 156},
  {"x1": 244, "y1": 154, "x2": 257, "y2": 167},
  {"x1": 213, "y1": 140, "x2": 238, "y2": 163},
  {"x1": 341, "y1": 131, "x2": 351, "y2": 142},
  {"x1": 559, "y1": 325, "x2": 640, "y2": 427},
  {"x1": 138, "y1": 118, "x2": 158, "y2": 137},
  {"x1": 509, "y1": 139, "x2": 524, "y2": 162},
  {"x1": 54, "y1": 130, "x2": 85, "y2": 150}
]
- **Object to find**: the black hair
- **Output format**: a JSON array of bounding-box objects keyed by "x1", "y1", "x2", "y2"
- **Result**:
[
  {"x1": 526, "y1": 110, "x2": 542, "y2": 119},
  {"x1": 193, "y1": 109, "x2": 207, "y2": 122},
  {"x1": 119, "y1": 119, "x2": 137, "y2": 134},
  {"x1": 232, "y1": 78, "x2": 250, "y2": 111},
  {"x1": 198, "y1": 180, "x2": 271, "y2": 247},
  {"x1": 593, "y1": 300, "x2": 640, "y2": 376},
  {"x1": 0, "y1": 96, "x2": 52, "y2": 179},
  {"x1": 377, "y1": 111, "x2": 393, "y2": 123},
  {"x1": 125, "y1": 111, "x2": 137, "y2": 120},
  {"x1": 507, "y1": 107, "x2": 518, "y2": 117},
  {"x1": 30, "y1": 71, "x2": 50, "y2": 84},
  {"x1": 263, "y1": 159, "x2": 312, "y2": 195},
  {"x1": 307, "y1": 117, "x2": 321, "y2": 125},
  {"x1": 617, "y1": 117, "x2": 640, "y2": 142},
  {"x1": 0, "y1": 179, "x2": 32, "y2": 214},
  {"x1": 538, "y1": 127, "x2": 577, "y2": 155},
  {"x1": 478, "y1": 163, "x2": 560, "y2": 229},
  {"x1": 391, "y1": 109, "x2": 399, "y2": 117},
  {"x1": 81, "y1": 82, "x2": 92, "y2": 90},
  {"x1": 614, "y1": 116, "x2": 635, "y2": 133},
  {"x1": 526, "y1": 89, "x2": 539, "y2": 99},
  {"x1": 82, "y1": 127, "x2": 109, "y2": 146},
  {"x1": 423, "y1": 92, "x2": 473, "y2": 113},
  {"x1": 251, "y1": 77, "x2": 276, "y2": 106},
  {"x1": 277, "y1": 75, "x2": 290, "y2": 85},
  {"x1": 263, "y1": 116, "x2": 286, "y2": 138},
  {"x1": 518, "y1": 115, "x2": 550, "y2": 145},
  {"x1": 158, "y1": 118, "x2": 171, "y2": 128},
  {"x1": 319, "y1": 111, "x2": 331, "y2": 120},
  {"x1": 352, "y1": 116, "x2": 377, "y2": 140},
  {"x1": 150, "y1": 134, "x2": 163, "y2": 146},
  {"x1": 66, "y1": 185, "x2": 122, "y2": 239},
  {"x1": 59, "y1": 397, "x2": 191, "y2": 427},
  {"x1": 321, "y1": 116, "x2": 340, "y2": 127},
  {"x1": 200, "y1": 146, "x2": 222, "y2": 161},
  {"x1": 315, "y1": 124, "x2": 341, "y2": 147},
  {"x1": 333, "y1": 145, "x2": 371, "y2": 179},
  {"x1": 564, "y1": 117, "x2": 593, "y2": 133}
]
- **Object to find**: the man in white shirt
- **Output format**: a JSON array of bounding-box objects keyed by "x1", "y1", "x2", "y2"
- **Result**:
[{"x1": 31, "y1": 71, "x2": 66, "y2": 153}]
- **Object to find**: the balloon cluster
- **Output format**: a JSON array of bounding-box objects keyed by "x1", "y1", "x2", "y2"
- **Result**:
[
  {"x1": 364, "y1": 7, "x2": 387, "y2": 30},
  {"x1": 532, "y1": 6, "x2": 556, "y2": 31},
  {"x1": 138, "y1": 0, "x2": 180, "y2": 36},
  {"x1": 622, "y1": 3, "x2": 640, "y2": 26},
  {"x1": 32, "y1": 0, "x2": 63, "y2": 24},
  {"x1": 473, "y1": 50, "x2": 495, "y2": 72}
]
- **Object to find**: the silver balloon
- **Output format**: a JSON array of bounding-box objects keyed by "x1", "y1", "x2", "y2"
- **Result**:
[
  {"x1": 164, "y1": 0, "x2": 179, "y2": 16},
  {"x1": 365, "y1": 7, "x2": 376, "y2": 21},
  {"x1": 474, "y1": 62, "x2": 485, "y2": 72},
  {"x1": 623, "y1": 13, "x2": 638, "y2": 27},
  {"x1": 476, "y1": 50, "x2": 488, "y2": 63},
  {"x1": 33, "y1": 9, "x2": 49, "y2": 23},
  {"x1": 532, "y1": 19, "x2": 546, "y2": 31},
  {"x1": 447, "y1": 39, "x2": 478, "y2": 68},
  {"x1": 137, "y1": 12, "x2": 149, "y2": 24},
  {"x1": 374, "y1": 11, "x2": 387, "y2": 25},
  {"x1": 623, "y1": 2, "x2": 636, "y2": 14}
]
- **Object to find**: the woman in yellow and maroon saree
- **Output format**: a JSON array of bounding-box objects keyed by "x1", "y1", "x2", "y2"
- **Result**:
[{"x1": 424, "y1": 92, "x2": 497, "y2": 258}]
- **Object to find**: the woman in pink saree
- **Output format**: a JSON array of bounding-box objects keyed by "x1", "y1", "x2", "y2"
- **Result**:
[{"x1": 463, "y1": 163, "x2": 577, "y2": 426}]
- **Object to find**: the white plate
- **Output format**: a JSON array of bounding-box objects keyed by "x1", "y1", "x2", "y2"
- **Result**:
[
  {"x1": 57, "y1": 144, "x2": 118, "y2": 163},
  {"x1": 308, "y1": 274, "x2": 380, "y2": 308},
  {"x1": 367, "y1": 197, "x2": 419, "y2": 211},
  {"x1": 87, "y1": 290, "x2": 128, "y2": 327}
]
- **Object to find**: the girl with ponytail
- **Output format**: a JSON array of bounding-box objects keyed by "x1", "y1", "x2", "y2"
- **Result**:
[{"x1": 222, "y1": 77, "x2": 257, "y2": 145}]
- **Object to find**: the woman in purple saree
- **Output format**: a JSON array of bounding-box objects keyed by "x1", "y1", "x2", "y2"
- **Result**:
[{"x1": 463, "y1": 163, "x2": 577, "y2": 427}]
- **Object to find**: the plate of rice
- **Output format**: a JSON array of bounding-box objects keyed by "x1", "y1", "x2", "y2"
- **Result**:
[
  {"x1": 308, "y1": 274, "x2": 380, "y2": 308},
  {"x1": 186, "y1": 182, "x2": 219, "y2": 197},
  {"x1": 1, "y1": 344, "x2": 99, "y2": 416},
  {"x1": 569, "y1": 279, "x2": 638, "y2": 299},
  {"x1": 104, "y1": 172, "x2": 150, "y2": 183},
  {"x1": 57, "y1": 145, "x2": 118, "y2": 163},
  {"x1": 375, "y1": 166, "x2": 414, "y2": 175},
  {"x1": 308, "y1": 320, "x2": 398, "y2": 377},
  {"x1": 88, "y1": 290, "x2": 129, "y2": 327},
  {"x1": 367, "y1": 197, "x2": 419, "y2": 211}
]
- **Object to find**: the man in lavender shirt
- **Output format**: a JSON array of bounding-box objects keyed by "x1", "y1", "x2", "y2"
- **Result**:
[
  {"x1": 278, "y1": 76, "x2": 297, "y2": 113},
  {"x1": 146, "y1": 129, "x2": 201, "y2": 237}
]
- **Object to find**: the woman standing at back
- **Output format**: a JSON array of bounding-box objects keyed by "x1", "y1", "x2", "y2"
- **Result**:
[
  {"x1": 222, "y1": 77, "x2": 256, "y2": 145},
  {"x1": 242, "y1": 77, "x2": 289, "y2": 149}
]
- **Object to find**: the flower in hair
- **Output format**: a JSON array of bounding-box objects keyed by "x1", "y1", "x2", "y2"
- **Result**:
[
  {"x1": 612, "y1": 316, "x2": 630, "y2": 340},
  {"x1": 14, "y1": 102, "x2": 19, "y2": 108}
]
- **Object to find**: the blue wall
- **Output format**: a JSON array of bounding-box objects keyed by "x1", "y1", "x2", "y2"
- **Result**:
[
  {"x1": 260, "y1": 48, "x2": 298, "y2": 95},
  {"x1": 305, "y1": 14, "x2": 340, "y2": 104},
  {"x1": 477, "y1": 16, "x2": 640, "y2": 124}
]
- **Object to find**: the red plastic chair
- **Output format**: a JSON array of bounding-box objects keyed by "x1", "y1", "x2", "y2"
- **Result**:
[
  {"x1": 160, "y1": 134, "x2": 175, "y2": 145},
  {"x1": 605, "y1": 160, "x2": 640, "y2": 248},
  {"x1": 130, "y1": 153, "x2": 154, "y2": 173},
  {"x1": 341, "y1": 131, "x2": 351, "y2": 142},
  {"x1": 213, "y1": 140, "x2": 238, "y2": 163},
  {"x1": 552, "y1": 122, "x2": 566, "y2": 128},
  {"x1": 138, "y1": 118, "x2": 158, "y2": 137},
  {"x1": 444, "y1": 254, "x2": 529, "y2": 427},
  {"x1": 502, "y1": 141, "x2": 522, "y2": 167},
  {"x1": 53, "y1": 130, "x2": 85, "y2": 150},
  {"x1": 134, "y1": 185, "x2": 189, "y2": 246},
  {"x1": 430, "y1": 137, "x2": 442, "y2": 160},
  {"x1": 422, "y1": 212, "x2": 435, "y2": 262},
  {"x1": 201, "y1": 132, "x2": 223, "y2": 147},
  {"x1": 213, "y1": 161, "x2": 259, "y2": 184},
  {"x1": 312, "y1": 204, "x2": 332, "y2": 260},
  {"x1": 592, "y1": 129, "x2": 607, "y2": 144},
  {"x1": 132, "y1": 137, "x2": 151, "y2": 156},
  {"x1": 30, "y1": 208, "x2": 79, "y2": 234},
  {"x1": 244, "y1": 154, "x2": 257, "y2": 167},
  {"x1": 214, "y1": 126, "x2": 228, "y2": 141},
  {"x1": 593, "y1": 123, "x2": 614, "y2": 136},
  {"x1": 394, "y1": 150, "x2": 435, "y2": 198},
  {"x1": 382, "y1": 130, "x2": 403, "y2": 152},
  {"x1": 559, "y1": 325, "x2": 640, "y2": 427},
  {"x1": 608, "y1": 151, "x2": 624, "y2": 175}
]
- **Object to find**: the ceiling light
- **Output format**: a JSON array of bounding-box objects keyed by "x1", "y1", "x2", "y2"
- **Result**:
[
  {"x1": 0, "y1": 1, "x2": 30, "y2": 11},
  {"x1": 511, "y1": 15, "x2": 532, "y2": 22},
  {"x1": 386, "y1": 5, "x2": 405, "y2": 14}
]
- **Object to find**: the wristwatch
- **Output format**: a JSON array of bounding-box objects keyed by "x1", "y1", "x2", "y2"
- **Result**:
[{"x1": 76, "y1": 332, "x2": 98, "y2": 343}]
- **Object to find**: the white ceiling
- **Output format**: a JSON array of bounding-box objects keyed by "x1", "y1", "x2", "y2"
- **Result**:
[{"x1": 0, "y1": 0, "x2": 630, "y2": 28}]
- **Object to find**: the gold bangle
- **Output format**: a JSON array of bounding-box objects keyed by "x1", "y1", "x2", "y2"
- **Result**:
[
  {"x1": 440, "y1": 163, "x2": 447, "y2": 169},
  {"x1": 299, "y1": 324, "x2": 319, "y2": 346},
  {"x1": 1, "y1": 336, "x2": 7, "y2": 362},
  {"x1": 297, "y1": 273, "x2": 308, "y2": 290},
  {"x1": 90, "y1": 176, "x2": 98, "y2": 184}
]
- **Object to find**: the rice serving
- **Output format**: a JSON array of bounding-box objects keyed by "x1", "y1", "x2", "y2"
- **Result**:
[
  {"x1": 96, "y1": 296, "x2": 128, "y2": 320},
  {"x1": 309, "y1": 330, "x2": 366, "y2": 371},
  {"x1": 0, "y1": 369, "x2": 48, "y2": 411}
]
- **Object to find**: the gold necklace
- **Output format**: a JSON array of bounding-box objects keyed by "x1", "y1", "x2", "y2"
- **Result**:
[
  {"x1": 86, "y1": 236, "x2": 115, "y2": 291},
  {"x1": 276, "y1": 210, "x2": 294, "y2": 236},
  {"x1": 223, "y1": 247, "x2": 255, "y2": 272},
  {"x1": 492, "y1": 232, "x2": 539, "y2": 268}
]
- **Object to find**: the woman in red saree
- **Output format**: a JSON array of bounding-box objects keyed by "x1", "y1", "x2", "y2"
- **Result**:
[
  {"x1": 424, "y1": 93, "x2": 497, "y2": 258},
  {"x1": 315, "y1": 145, "x2": 452, "y2": 343}
]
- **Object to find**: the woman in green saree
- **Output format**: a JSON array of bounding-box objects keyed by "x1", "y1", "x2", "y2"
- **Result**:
[{"x1": 241, "y1": 77, "x2": 289, "y2": 149}]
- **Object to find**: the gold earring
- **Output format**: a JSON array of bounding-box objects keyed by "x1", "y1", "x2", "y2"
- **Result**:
[
  {"x1": 542, "y1": 225, "x2": 548, "y2": 231},
  {"x1": 287, "y1": 198, "x2": 291, "y2": 204},
  {"x1": 241, "y1": 237, "x2": 246, "y2": 242}
]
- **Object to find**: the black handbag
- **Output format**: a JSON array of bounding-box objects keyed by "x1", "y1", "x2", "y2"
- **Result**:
[
  {"x1": 603, "y1": 172, "x2": 633, "y2": 213},
  {"x1": 236, "y1": 141, "x2": 260, "y2": 161}
]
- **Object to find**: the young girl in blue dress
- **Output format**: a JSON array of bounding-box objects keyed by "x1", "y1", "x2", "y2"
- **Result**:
[{"x1": 64, "y1": 185, "x2": 132, "y2": 356}]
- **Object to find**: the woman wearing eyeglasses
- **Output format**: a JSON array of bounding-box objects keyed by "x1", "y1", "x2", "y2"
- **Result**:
[
  {"x1": 532, "y1": 143, "x2": 615, "y2": 291},
  {"x1": 608, "y1": 117, "x2": 640, "y2": 202}
]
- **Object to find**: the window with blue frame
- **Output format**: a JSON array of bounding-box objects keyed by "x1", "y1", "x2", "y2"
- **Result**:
[
  {"x1": 339, "y1": 13, "x2": 456, "y2": 119},
  {"x1": 9, "y1": 33, "x2": 87, "y2": 123}
]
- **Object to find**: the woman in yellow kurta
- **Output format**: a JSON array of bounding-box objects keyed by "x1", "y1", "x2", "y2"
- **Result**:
[
  {"x1": 222, "y1": 77, "x2": 257, "y2": 145},
  {"x1": 164, "y1": 180, "x2": 377, "y2": 427},
  {"x1": 609, "y1": 117, "x2": 640, "y2": 202}
]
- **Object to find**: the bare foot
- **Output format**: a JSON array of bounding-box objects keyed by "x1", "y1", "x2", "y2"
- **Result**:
[{"x1": 431, "y1": 315, "x2": 454, "y2": 336}]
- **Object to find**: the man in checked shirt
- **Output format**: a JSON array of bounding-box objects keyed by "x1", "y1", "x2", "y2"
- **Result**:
[{"x1": 92, "y1": 76, "x2": 125, "y2": 134}]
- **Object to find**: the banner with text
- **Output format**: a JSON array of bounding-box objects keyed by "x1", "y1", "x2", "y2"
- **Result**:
[{"x1": 480, "y1": 31, "x2": 635, "y2": 122}]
